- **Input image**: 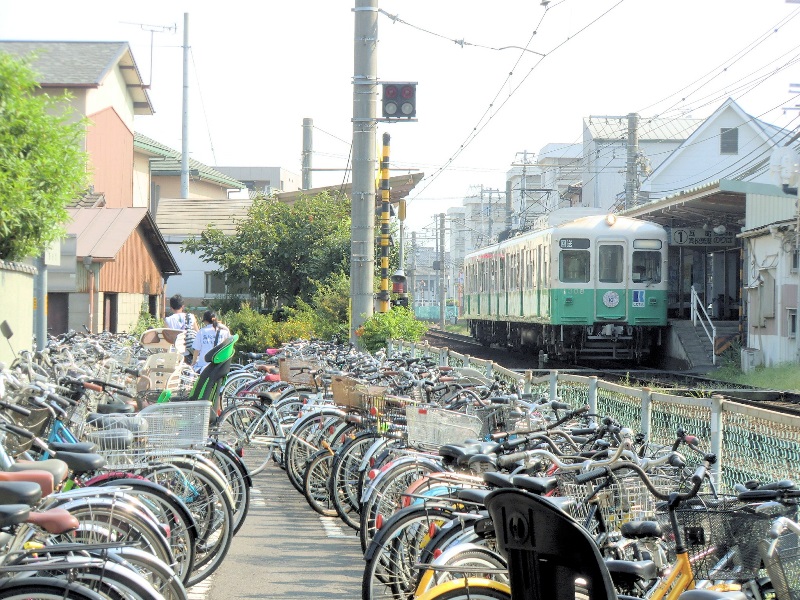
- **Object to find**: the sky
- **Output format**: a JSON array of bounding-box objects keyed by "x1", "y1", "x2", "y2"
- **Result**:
[{"x1": 1, "y1": 0, "x2": 800, "y2": 239}]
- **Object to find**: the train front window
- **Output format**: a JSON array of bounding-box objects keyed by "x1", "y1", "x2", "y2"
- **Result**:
[
  {"x1": 632, "y1": 250, "x2": 662, "y2": 283},
  {"x1": 560, "y1": 250, "x2": 589, "y2": 283},
  {"x1": 598, "y1": 245, "x2": 623, "y2": 283}
]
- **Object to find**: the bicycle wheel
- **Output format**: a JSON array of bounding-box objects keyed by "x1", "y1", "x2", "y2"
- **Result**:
[
  {"x1": 303, "y1": 449, "x2": 337, "y2": 517},
  {"x1": 284, "y1": 409, "x2": 347, "y2": 493},
  {"x1": 416, "y1": 545, "x2": 508, "y2": 597},
  {"x1": 215, "y1": 402, "x2": 278, "y2": 475},
  {"x1": 92, "y1": 476, "x2": 197, "y2": 585},
  {"x1": 0, "y1": 577, "x2": 105, "y2": 600},
  {"x1": 362, "y1": 505, "x2": 454, "y2": 600},
  {"x1": 205, "y1": 440, "x2": 251, "y2": 535},
  {"x1": 330, "y1": 431, "x2": 381, "y2": 530},
  {"x1": 143, "y1": 457, "x2": 234, "y2": 587},
  {"x1": 39, "y1": 560, "x2": 165, "y2": 600},
  {"x1": 101, "y1": 546, "x2": 188, "y2": 600}
]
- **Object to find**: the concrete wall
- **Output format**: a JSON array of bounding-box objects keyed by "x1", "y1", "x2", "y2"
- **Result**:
[
  {"x1": 0, "y1": 261, "x2": 37, "y2": 365},
  {"x1": 117, "y1": 292, "x2": 152, "y2": 333}
]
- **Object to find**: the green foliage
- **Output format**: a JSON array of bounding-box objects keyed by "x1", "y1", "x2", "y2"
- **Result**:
[
  {"x1": 130, "y1": 311, "x2": 161, "y2": 338},
  {"x1": 0, "y1": 52, "x2": 89, "y2": 261},
  {"x1": 219, "y1": 304, "x2": 315, "y2": 354},
  {"x1": 183, "y1": 191, "x2": 351, "y2": 306},
  {"x1": 357, "y1": 306, "x2": 428, "y2": 352}
]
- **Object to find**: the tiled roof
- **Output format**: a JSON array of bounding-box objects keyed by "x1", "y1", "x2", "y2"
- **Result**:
[
  {"x1": 67, "y1": 191, "x2": 106, "y2": 209},
  {"x1": 154, "y1": 197, "x2": 254, "y2": 237},
  {"x1": 585, "y1": 115, "x2": 703, "y2": 141},
  {"x1": 0, "y1": 41, "x2": 153, "y2": 115},
  {"x1": 134, "y1": 133, "x2": 245, "y2": 190}
]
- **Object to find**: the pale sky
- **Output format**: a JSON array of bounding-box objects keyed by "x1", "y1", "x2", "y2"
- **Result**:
[{"x1": 1, "y1": 0, "x2": 799, "y2": 237}]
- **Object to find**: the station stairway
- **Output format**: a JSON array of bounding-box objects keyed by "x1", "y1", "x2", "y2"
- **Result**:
[{"x1": 668, "y1": 319, "x2": 742, "y2": 374}]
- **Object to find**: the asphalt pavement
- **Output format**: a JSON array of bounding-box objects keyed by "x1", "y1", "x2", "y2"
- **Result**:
[{"x1": 204, "y1": 460, "x2": 364, "y2": 599}]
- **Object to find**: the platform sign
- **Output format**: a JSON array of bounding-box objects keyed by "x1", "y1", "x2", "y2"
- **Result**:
[{"x1": 668, "y1": 228, "x2": 736, "y2": 247}]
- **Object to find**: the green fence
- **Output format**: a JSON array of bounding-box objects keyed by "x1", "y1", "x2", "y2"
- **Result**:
[{"x1": 388, "y1": 339, "x2": 800, "y2": 491}]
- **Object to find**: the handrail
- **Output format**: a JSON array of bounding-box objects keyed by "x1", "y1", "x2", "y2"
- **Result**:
[{"x1": 690, "y1": 285, "x2": 717, "y2": 365}]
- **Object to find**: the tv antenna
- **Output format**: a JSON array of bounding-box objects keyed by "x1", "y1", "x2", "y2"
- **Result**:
[{"x1": 121, "y1": 21, "x2": 177, "y2": 87}]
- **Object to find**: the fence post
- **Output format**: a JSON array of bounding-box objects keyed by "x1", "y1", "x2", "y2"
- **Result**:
[
  {"x1": 387, "y1": 338, "x2": 393, "y2": 355},
  {"x1": 523, "y1": 370, "x2": 532, "y2": 396},
  {"x1": 588, "y1": 376, "x2": 598, "y2": 425},
  {"x1": 439, "y1": 346, "x2": 448, "y2": 366},
  {"x1": 640, "y1": 387, "x2": 653, "y2": 443},
  {"x1": 710, "y1": 395, "x2": 724, "y2": 487},
  {"x1": 550, "y1": 370, "x2": 558, "y2": 402},
  {"x1": 486, "y1": 361, "x2": 494, "y2": 380}
]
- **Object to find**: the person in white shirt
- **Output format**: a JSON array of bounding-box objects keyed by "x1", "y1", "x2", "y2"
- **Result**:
[
  {"x1": 164, "y1": 294, "x2": 198, "y2": 363},
  {"x1": 191, "y1": 310, "x2": 231, "y2": 373}
]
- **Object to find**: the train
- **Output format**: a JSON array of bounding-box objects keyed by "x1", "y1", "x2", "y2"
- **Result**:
[{"x1": 462, "y1": 213, "x2": 668, "y2": 362}]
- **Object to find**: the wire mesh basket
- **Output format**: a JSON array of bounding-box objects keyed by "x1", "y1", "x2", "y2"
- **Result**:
[
  {"x1": 136, "y1": 400, "x2": 212, "y2": 449},
  {"x1": 656, "y1": 494, "x2": 794, "y2": 582},
  {"x1": 555, "y1": 469, "x2": 658, "y2": 530},
  {"x1": 470, "y1": 404, "x2": 527, "y2": 437},
  {"x1": 278, "y1": 358, "x2": 323, "y2": 385},
  {"x1": 761, "y1": 520, "x2": 800, "y2": 600},
  {"x1": 3, "y1": 404, "x2": 52, "y2": 457},
  {"x1": 405, "y1": 405, "x2": 483, "y2": 450}
]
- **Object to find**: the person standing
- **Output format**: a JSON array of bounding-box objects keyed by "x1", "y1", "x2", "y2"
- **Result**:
[
  {"x1": 192, "y1": 310, "x2": 231, "y2": 373},
  {"x1": 164, "y1": 294, "x2": 198, "y2": 363}
]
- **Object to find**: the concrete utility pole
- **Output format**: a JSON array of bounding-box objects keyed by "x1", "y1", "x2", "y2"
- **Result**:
[
  {"x1": 180, "y1": 13, "x2": 190, "y2": 199},
  {"x1": 350, "y1": 0, "x2": 378, "y2": 342},
  {"x1": 409, "y1": 231, "x2": 416, "y2": 305},
  {"x1": 625, "y1": 112, "x2": 639, "y2": 210},
  {"x1": 302, "y1": 118, "x2": 313, "y2": 190},
  {"x1": 505, "y1": 180, "x2": 513, "y2": 233},
  {"x1": 439, "y1": 213, "x2": 446, "y2": 329}
]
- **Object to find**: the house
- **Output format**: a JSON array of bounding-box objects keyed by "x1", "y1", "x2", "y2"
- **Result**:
[
  {"x1": 0, "y1": 40, "x2": 180, "y2": 335},
  {"x1": 640, "y1": 98, "x2": 786, "y2": 201},
  {"x1": 213, "y1": 166, "x2": 301, "y2": 197}
]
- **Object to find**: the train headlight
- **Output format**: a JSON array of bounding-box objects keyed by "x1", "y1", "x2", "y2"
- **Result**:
[{"x1": 605, "y1": 214, "x2": 617, "y2": 226}]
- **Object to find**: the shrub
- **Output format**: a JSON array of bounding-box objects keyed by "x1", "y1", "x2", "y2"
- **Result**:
[{"x1": 358, "y1": 307, "x2": 428, "y2": 352}]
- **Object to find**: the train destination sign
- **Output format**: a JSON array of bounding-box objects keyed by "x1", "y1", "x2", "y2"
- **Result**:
[
  {"x1": 669, "y1": 228, "x2": 736, "y2": 247},
  {"x1": 559, "y1": 238, "x2": 591, "y2": 249}
]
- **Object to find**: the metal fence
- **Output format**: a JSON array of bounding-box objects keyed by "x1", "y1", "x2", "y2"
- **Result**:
[{"x1": 388, "y1": 339, "x2": 800, "y2": 491}]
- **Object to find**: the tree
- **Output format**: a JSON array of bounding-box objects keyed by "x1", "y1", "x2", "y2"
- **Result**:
[
  {"x1": 183, "y1": 191, "x2": 351, "y2": 306},
  {"x1": 0, "y1": 52, "x2": 89, "y2": 261}
]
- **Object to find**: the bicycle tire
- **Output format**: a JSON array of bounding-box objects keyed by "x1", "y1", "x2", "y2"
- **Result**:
[
  {"x1": 215, "y1": 402, "x2": 278, "y2": 475},
  {"x1": 415, "y1": 580, "x2": 512, "y2": 600},
  {"x1": 91, "y1": 476, "x2": 197, "y2": 584},
  {"x1": 416, "y1": 545, "x2": 508, "y2": 597},
  {"x1": 101, "y1": 546, "x2": 188, "y2": 600},
  {"x1": 302, "y1": 449, "x2": 337, "y2": 517},
  {"x1": 142, "y1": 457, "x2": 234, "y2": 587},
  {"x1": 0, "y1": 577, "x2": 106, "y2": 600},
  {"x1": 37, "y1": 560, "x2": 165, "y2": 600},
  {"x1": 284, "y1": 409, "x2": 347, "y2": 493},
  {"x1": 205, "y1": 441, "x2": 251, "y2": 535},
  {"x1": 330, "y1": 431, "x2": 382, "y2": 530},
  {"x1": 362, "y1": 505, "x2": 454, "y2": 600}
]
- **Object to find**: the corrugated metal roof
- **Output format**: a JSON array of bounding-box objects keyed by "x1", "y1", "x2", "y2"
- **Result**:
[
  {"x1": 585, "y1": 115, "x2": 703, "y2": 141},
  {"x1": 67, "y1": 207, "x2": 179, "y2": 274},
  {"x1": 134, "y1": 133, "x2": 245, "y2": 189},
  {"x1": 155, "y1": 197, "x2": 254, "y2": 236},
  {"x1": 0, "y1": 41, "x2": 153, "y2": 115}
]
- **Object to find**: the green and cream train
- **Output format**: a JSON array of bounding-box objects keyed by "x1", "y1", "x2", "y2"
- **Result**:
[{"x1": 462, "y1": 214, "x2": 668, "y2": 362}]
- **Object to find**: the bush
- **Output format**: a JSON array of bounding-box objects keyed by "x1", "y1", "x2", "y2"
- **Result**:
[
  {"x1": 357, "y1": 307, "x2": 428, "y2": 352},
  {"x1": 130, "y1": 311, "x2": 161, "y2": 338}
]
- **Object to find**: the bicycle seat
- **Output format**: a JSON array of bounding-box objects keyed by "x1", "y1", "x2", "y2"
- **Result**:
[
  {"x1": 9, "y1": 459, "x2": 69, "y2": 485},
  {"x1": 52, "y1": 451, "x2": 105, "y2": 475},
  {"x1": 0, "y1": 470, "x2": 54, "y2": 497},
  {"x1": 0, "y1": 481, "x2": 42, "y2": 507},
  {"x1": 510, "y1": 475, "x2": 558, "y2": 495},
  {"x1": 0, "y1": 504, "x2": 31, "y2": 528},
  {"x1": 48, "y1": 441, "x2": 98, "y2": 454},
  {"x1": 27, "y1": 507, "x2": 79, "y2": 534}
]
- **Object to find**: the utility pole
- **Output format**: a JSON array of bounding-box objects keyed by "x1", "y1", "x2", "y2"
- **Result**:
[
  {"x1": 302, "y1": 118, "x2": 313, "y2": 190},
  {"x1": 505, "y1": 180, "x2": 512, "y2": 233},
  {"x1": 625, "y1": 112, "x2": 639, "y2": 210},
  {"x1": 350, "y1": 0, "x2": 378, "y2": 341},
  {"x1": 409, "y1": 231, "x2": 416, "y2": 306},
  {"x1": 439, "y1": 213, "x2": 446, "y2": 329},
  {"x1": 180, "y1": 13, "x2": 190, "y2": 199}
]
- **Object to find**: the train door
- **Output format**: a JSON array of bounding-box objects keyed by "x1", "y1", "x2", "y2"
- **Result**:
[{"x1": 595, "y1": 241, "x2": 627, "y2": 321}]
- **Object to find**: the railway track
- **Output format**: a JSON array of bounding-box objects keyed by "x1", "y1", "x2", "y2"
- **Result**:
[{"x1": 420, "y1": 328, "x2": 800, "y2": 417}]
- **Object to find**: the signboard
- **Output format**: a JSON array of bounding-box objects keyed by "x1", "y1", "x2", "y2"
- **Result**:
[
  {"x1": 559, "y1": 238, "x2": 591, "y2": 249},
  {"x1": 668, "y1": 228, "x2": 736, "y2": 247},
  {"x1": 44, "y1": 239, "x2": 61, "y2": 266},
  {"x1": 632, "y1": 290, "x2": 645, "y2": 308}
]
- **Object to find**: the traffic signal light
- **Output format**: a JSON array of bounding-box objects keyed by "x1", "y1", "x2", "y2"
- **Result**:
[{"x1": 382, "y1": 82, "x2": 417, "y2": 120}]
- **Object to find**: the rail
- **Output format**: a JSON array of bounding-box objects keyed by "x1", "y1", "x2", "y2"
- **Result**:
[
  {"x1": 387, "y1": 338, "x2": 800, "y2": 492},
  {"x1": 691, "y1": 284, "x2": 717, "y2": 365}
]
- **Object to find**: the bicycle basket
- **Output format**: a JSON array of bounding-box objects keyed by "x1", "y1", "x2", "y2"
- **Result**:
[
  {"x1": 405, "y1": 405, "x2": 482, "y2": 450},
  {"x1": 656, "y1": 494, "x2": 793, "y2": 582},
  {"x1": 3, "y1": 403, "x2": 51, "y2": 457},
  {"x1": 137, "y1": 400, "x2": 211, "y2": 449},
  {"x1": 760, "y1": 521, "x2": 800, "y2": 600},
  {"x1": 330, "y1": 375, "x2": 387, "y2": 410}
]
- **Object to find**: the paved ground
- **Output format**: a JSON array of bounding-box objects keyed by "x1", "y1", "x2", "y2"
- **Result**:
[{"x1": 204, "y1": 461, "x2": 363, "y2": 599}]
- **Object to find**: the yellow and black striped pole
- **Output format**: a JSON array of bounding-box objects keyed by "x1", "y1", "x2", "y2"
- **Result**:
[{"x1": 378, "y1": 132, "x2": 391, "y2": 313}]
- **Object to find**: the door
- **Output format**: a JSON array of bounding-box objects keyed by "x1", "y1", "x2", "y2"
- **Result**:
[{"x1": 596, "y1": 242, "x2": 626, "y2": 321}]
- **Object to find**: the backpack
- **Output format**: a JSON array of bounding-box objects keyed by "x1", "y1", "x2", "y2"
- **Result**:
[{"x1": 183, "y1": 313, "x2": 197, "y2": 352}]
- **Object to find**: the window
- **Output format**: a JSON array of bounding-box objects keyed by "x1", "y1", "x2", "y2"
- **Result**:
[
  {"x1": 560, "y1": 250, "x2": 590, "y2": 283},
  {"x1": 720, "y1": 128, "x2": 739, "y2": 155},
  {"x1": 205, "y1": 272, "x2": 226, "y2": 295},
  {"x1": 789, "y1": 309, "x2": 797, "y2": 339},
  {"x1": 598, "y1": 245, "x2": 624, "y2": 283},
  {"x1": 631, "y1": 250, "x2": 662, "y2": 283},
  {"x1": 792, "y1": 248, "x2": 798, "y2": 273}
]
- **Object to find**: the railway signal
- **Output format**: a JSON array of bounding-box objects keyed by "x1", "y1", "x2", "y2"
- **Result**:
[{"x1": 381, "y1": 82, "x2": 417, "y2": 120}]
